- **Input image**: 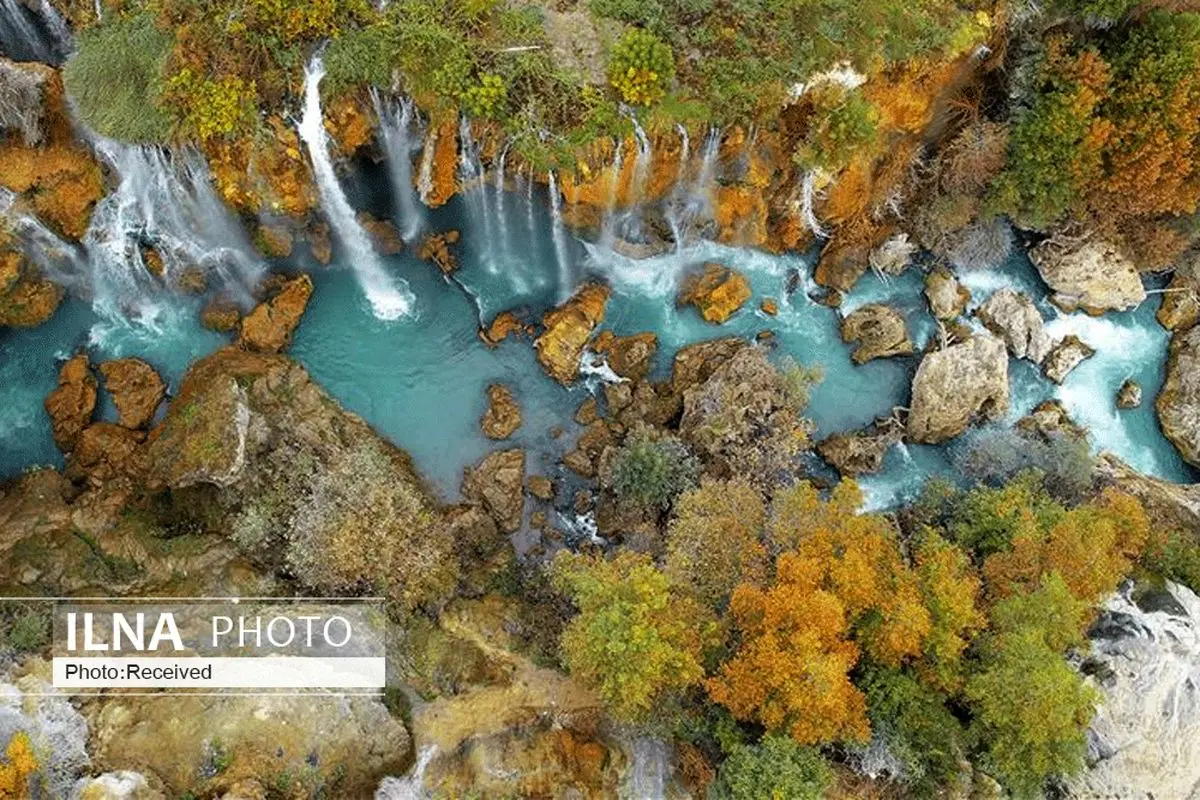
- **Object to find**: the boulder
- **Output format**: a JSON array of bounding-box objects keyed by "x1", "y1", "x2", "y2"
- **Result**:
[
  {"x1": 817, "y1": 419, "x2": 905, "y2": 477},
  {"x1": 908, "y1": 332, "x2": 1009, "y2": 444},
  {"x1": 534, "y1": 282, "x2": 610, "y2": 385},
  {"x1": 43, "y1": 353, "x2": 96, "y2": 452},
  {"x1": 590, "y1": 330, "x2": 657, "y2": 381},
  {"x1": 98, "y1": 358, "x2": 166, "y2": 430},
  {"x1": 418, "y1": 230, "x2": 461, "y2": 274},
  {"x1": 840, "y1": 303, "x2": 914, "y2": 364},
  {"x1": 65, "y1": 422, "x2": 146, "y2": 487},
  {"x1": 357, "y1": 211, "x2": 404, "y2": 255},
  {"x1": 526, "y1": 475, "x2": 555, "y2": 501},
  {"x1": 1158, "y1": 253, "x2": 1200, "y2": 332},
  {"x1": 480, "y1": 310, "x2": 523, "y2": 346},
  {"x1": 1158, "y1": 326, "x2": 1200, "y2": 467},
  {"x1": 255, "y1": 221, "x2": 294, "y2": 258},
  {"x1": 974, "y1": 288, "x2": 1052, "y2": 363},
  {"x1": 924, "y1": 267, "x2": 970, "y2": 321},
  {"x1": 1117, "y1": 379, "x2": 1142, "y2": 410},
  {"x1": 562, "y1": 448, "x2": 595, "y2": 478},
  {"x1": 308, "y1": 223, "x2": 332, "y2": 265},
  {"x1": 481, "y1": 384, "x2": 522, "y2": 440},
  {"x1": 238, "y1": 273, "x2": 312, "y2": 352},
  {"x1": 1030, "y1": 237, "x2": 1146, "y2": 314},
  {"x1": 1042, "y1": 335, "x2": 1095, "y2": 384},
  {"x1": 574, "y1": 397, "x2": 599, "y2": 426},
  {"x1": 462, "y1": 449, "x2": 526, "y2": 533},
  {"x1": 200, "y1": 298, "x2": 241, "y2": 332},
  {"x1": 677, "y1": 264, "x2": 751, "y2": 323},
  {"x1": 760, "y1": 297, "x2": 779, "y2": 316}
]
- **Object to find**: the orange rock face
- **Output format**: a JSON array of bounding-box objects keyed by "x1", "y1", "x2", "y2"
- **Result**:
[
  {"x1": 205, "y1": 116, "x2": 317, "y2": 219},
  {"x1": 99, "y1": 358, "x2": 167, "y2": 430},
  {"x1": 239, "y1": 274, "x2": 314, "y2": 352},
  {"x1": 534, "y1": 282, "x2": 611, "y2": 384},
  {"x1": 425, "y1": 118, "x2": 459, "y2": 209},
  {"x1": 0, "y1": 62, "x2": 103, "y2": 240},
  {"x1": 326, "y1": 94, "x2": 374, "y2": 157},
  {"x1": 0, "y1": 243, "x2": 62, "y2": 327},
  {"x1": 417, "y1": 229, "x2": 461, "y2": 274},
  {"x1": 44, "y1": 354, "x2": 97, "y2": 452},
  {"x1": 678, "y1": 264, "x2": 751, "y2": 324},
  {"x1": 481, "y1": 310, "x2": 524, "y2": 346}
]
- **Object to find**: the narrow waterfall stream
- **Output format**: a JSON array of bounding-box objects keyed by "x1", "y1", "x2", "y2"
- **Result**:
[{"x1": 372, "y1": 91, "x2": 425, "y2": 242}]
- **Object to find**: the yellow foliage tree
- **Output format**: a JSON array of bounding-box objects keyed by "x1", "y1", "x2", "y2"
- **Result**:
[
  {"x1": 0, "y1": 732, "x2": 37, "y2": 799},
  {"x1": 915, "y1": 532, "x2": 986, "y2": 692}
]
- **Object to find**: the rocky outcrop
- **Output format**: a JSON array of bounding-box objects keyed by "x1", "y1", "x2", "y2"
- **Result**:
[
  {"x1": 840, "y1": 303, "x2": 914, "y2": 364},
  {"x1": 974, "y1": 288, "x2": 1052, "y2": 363},
  {"x1": 1094, "y1": 453, "x2": 1200, "y2": 535},
  {"x1": 1030, "y1": 237, "x2": 1146, "y2": 315},
  {"x1": 534, "y1": 282, "x2": 610, "y2": 384},
  {"x1": 1158, "y1": 252, "x2": 1200, "y2": 332},
  {"x1": 43, "y1": 353, "x2": 96, "y2": 452},
  {"x1": 760, "y1": 297, "x2": 779, "y2": 316},
  {"x1": 817, "y1": 419, "x2": 905, "y2": 476},
  {"x1": 1117, "y1": 379, "x2": 1142, "y2": 409},
  {"x1": 1042, "y1": 335, "x2": 1095, "y2": 384},
  {"x1": 907, "y1": 332, "x2": 1009, "y2": 444},
  {"x1": 418, "y1": 229, "x2": 461, "y2": 274},
  {"x1": 204, "y1": 115, "x2": 317, "y2": 219},
  {"x1": 200, "y1": 298, "x2": 240, "y2": 332},
  {"x1": 677, "y1": 263, "x2": 751, "y2": 323},
  {"x1": 358, "y1": 211, "x2": 404, "y2": 255},
  {"x1": 238, "y1": 273, "x2": 312, "y2": 352},
  {"x1": 527, "y1": 475, "x2": 555, "y2": 501},
  {"x1": 591, "y1": 330, "x2": 657, "y2": 381},
  {"x1": 480, "y1": 310, "x2": 523, "y2": 346},
  {"x1": 65, "y1": 422, "x2": 146, "y2": 487},
  {"x1": 462, "y1": 449, "x2": 526, "y2": 533},
  {"x1": 481, "y1": 384, "x2": 522, "y2": 440},
  {"x1": 670, "y1": 337, "x2": 748, "y2": 396},
  {"x1": 924, "y1": 267, "x2": 970, "y2": 321},
  {"x1": 1158, "y1": 326, "x2": 1200, "y2": 467},
  {"x1": 0, "y1": 237, "x2": 62, "y2": 327},
  {"x1": 99, "y1": 358, "x2": 166, "y2": 429}
]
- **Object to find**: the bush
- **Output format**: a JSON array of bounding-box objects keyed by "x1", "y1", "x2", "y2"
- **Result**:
[
  {"x1": 711, "y1": 734, "x2": 833, "y2": 800},
  {"x1": 952, "y1": 426, "x2": 1096, "y2": 503},
  {"x1": 459, "y1": 73, "x2": 507, "y2": 119},
  {"x1": 610, "y1": 428, "x2": 698, "y2": 510},
  {"x1": 1142, "y1": 530, "x2": 1200, "y2": 592},
  {"x1": 164, "y1": 69, "x2": 257, "y2": 140},
  {"x1": 62, "y1": 14, "x2": 174, "y2": 142},
  {"x1": 607, "y1": 28, "x2": 675, "y2": 106},
  {"x1": 793, "y1": 86, "x2": 879, "y2": 173},
  {"x1": 324, "y1": 23, "x2": 398, "y2": 95}
]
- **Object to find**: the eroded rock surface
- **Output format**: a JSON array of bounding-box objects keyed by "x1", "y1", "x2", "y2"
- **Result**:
[
  {"x1": 840, "y1": 303, "x2": 914, "y2": 364},
  {"x1": 99, "y1": 358, "x2": 166, "y2": 429},
  {"x1": 1030, "y1": 237, "x2": 1146, "y2": 315},
  {"x1": 238, "y1": 273, "x2": 312, "y2": 352},
  {"x1": 481, "y1": 384, "x2": 522, "y2": 440},
  {"x1": 975, "y1": 288, "x2": 1052, "y2": 363},
  {"x1": 44, "y1": 353, "x2": 96, "y2": 452},
  {"x1": 1042, "y1": 335, "x2": 1095, "y2": 384},
  {"x1": 534, "y1": 282, "x2": 610, "y2": 385},
  {"x1": 677, "y1": 264, "x2": 750, "y2": 324},
  {"x1": 1158, "y1": 325, "x2": 1200, "y2": 468},
  {"x1": 908, "y1": 332, "x2": 1009, "y2": 444},
  {"x1": 924, "y1": 266, "x2": 970, "y2": 321},
  {"x1": 591, "y1": 330, "x2": 657, "y2": 382},
  {"x1": 818, "y1": 419, "x2": 905, "y2": 476},
  {"x1": 462, "y1": 448, "x2": 526, "y2": 533}
]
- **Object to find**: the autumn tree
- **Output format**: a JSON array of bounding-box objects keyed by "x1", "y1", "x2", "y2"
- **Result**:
[
  {"x1": 769, "y1": 480, "x2": 932, "y2": 666},
  {"x1": 913, "y1": 532, "x2": 985, "y2": 692},
  {"x1": 707, "y1": 552, "x2": 869, "y2": 745},
  {"x1": 551, "y1": 551, "x2": 713, "y2": 721},
  {"x1": 665, "y1": 477, "x2": 768, "y2": 608},
  {"x1": 711, "y1": 734, "x2": 833, "y2": 800}
]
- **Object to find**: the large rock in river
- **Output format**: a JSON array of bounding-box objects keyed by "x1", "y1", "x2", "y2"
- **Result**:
[
  {"x1": 1042, "y1": 334, "x2": 1095, "y2": 384},
  {"x1": 1157, "y1": 325, "x2": 1200, "y2": 467},
  {"x1": 462, "y1": 448, "x2": 526, "y2": 533},
  {"x1": 481, "y1": 384, "x2": 522, "y2": 440},
  {"x1": 924, "y1": 267, "x2": 970, "y2": 321},
  {"x1": 1030, "y1": 237, "x2": 1146, "y2": 315},
  {"x1": 840, "y1": 303, "x2": 913, "y2": 364},
  {"x1": 43, "y1": 353, "x2": 96, "y2": 452},
  {"x1": 238, "y1": 273, "x2": 312, "y2": 352},
  {"x1": 99, "y1": 357, "x2": 166, "y2": 429},
  {"x1": 677, "y1": 263, "x2": 751, "y2": 323},
  {"x1": 907, "y1": 332, "x2": 1009, "y2": 444},
  {"x1": 534, "y1": 282, "x2": 610, "y2": 384},
  {"x1": 974, "y1": 288, "x2": 1052, "y2": 364}
]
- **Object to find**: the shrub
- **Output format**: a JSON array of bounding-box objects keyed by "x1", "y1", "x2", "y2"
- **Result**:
[
  {"x1": 459, "y1": 73, "x2": 507, "y2": 119},
  {"x1": 62, "y1": 14, "x2": 174, "y2": 142},
  {"x1": 610, "y1": 428, "x2": 698, "y2": 510},
  {"x1": 164, "y1": 69, "x2": 257, "y2": 140},
  {"x1": 952, "y1": 426, "x2": 1096, "y2": 503},
  {"x1": 324, "y1": 23, "x2": 398, "y2": 95},
  {"x1": 1142, "y1": 530, "x2": 1200, "y2": 592},
  {"x1": 792, "y1": 86, "x2": 879, "y2": 173},
  {"x1": 607, "y1": 28, "x2": 675, "y2": 106},
  {"x1": 711, "y1": 734, "x2": 832, "y2": 800}
]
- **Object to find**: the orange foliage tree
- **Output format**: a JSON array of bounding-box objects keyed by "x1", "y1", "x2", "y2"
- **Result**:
[{"x1": 0, "y1": 732, "x2": 37, "y2": 798}]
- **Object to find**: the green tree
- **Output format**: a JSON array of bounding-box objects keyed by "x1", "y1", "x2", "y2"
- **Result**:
[
  {"x1": 551, "y1": 551, "x2": 713, "y2": 720},
  {"x1": 711, "y1": 734, "x2": 832, "y2": 800},
  {"x1": 610, "y1": 428, "x2": 698, "y2": 510},
  {"x1": 607, "y1": 28, "x2": 675, "y2": 106}
]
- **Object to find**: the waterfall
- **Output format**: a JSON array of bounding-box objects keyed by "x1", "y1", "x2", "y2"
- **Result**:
[
  {"x1": 416, "y1": 126, "x2": 436, "y2": 205},
  {"x1": 799, "y1": 169, "x2": 829, "y2": 239},
  {"x1": 375, "y1": 746, "x2": 437, "y2": 800},
  {"x1": 668, "y1": 127, "x2": 720, "y2": 249},
  {"x1": 81, "y1": 142, "x2": 266, "y2": 333},
  {"x1": 371, "y1": 90, "x2": 424, "y2": 242},
  {"x1": 0, "y1": 187, "x2": 84, "y2": 286},
  {"x1": 298, "y1": 56, "x2": 413, "y2": 320},
  {"x1": 1069, "y1": 582, "x2": 1200, "y2": 798},
  {"x1": 621, "y1": 736, "x2": 669, "y2": 799},
  {"x1": 458, "y1": 117, "x2": 497, "y2": 271},
  {"x1": 524, "y1": 163, "x2": 536, "y2": 243},
  {"x1": 548, "y1": 171, "x2": 572, "y2": 299},
  {"x1": 0, "y1": 0, "x2": 71, "y2": 65},
  {"x1": 600, "y1": 139, "x2": 624, "y2": 247},
  {"x1": 493, "y1": 145, "x2": 510, "y2": 266},
  {"x1": 665, "y1": 124, "x2": 691, "y2": 249},
  {"x1": 627, "y1": 112, "x2": 652, "y2": 205}
]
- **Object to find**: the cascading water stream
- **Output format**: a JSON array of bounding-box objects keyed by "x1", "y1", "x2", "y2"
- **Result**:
[
  {"x1": 371, "y1": 90, "x2": 424, "y2": 242},
  {"x1": 548, "y1": 171, "x2": 572, "y2": 299},
  {"x1": 417, "y1": 126, "x2": 436, "y2": 206},
  {"x1": 458, "y1": 117, "x2": 497, "y2": 272},
  {"x1": 0, "y1": 0, "x2": 70, "y2": 64},
  {"x1": 0, "y1": 187, "x2": 84, "y2": 285},
  {"x1": 494, "y1": 146, "x2": 511, "y2": 264},
  {"x1": 524, "y1": 163, "x2": 536, "y2": 243},
  {"x1": 375, "y1": 745, "x2": 437, "y2": 800},
  {"x1": 600, "y1": 139, "x2": 624, "y2": 248},
  {"x1": 299, "y1": 55, "x2": 413, "y2": 320},
  {"x1": 669, "y1": 127, "x2": 720, "y2": 249},
  {"x1": 665, "y1": 124, "x2": 690, "y2": 249}
]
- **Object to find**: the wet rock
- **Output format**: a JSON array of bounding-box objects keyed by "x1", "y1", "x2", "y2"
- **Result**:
[
  {"x1": 0, "y1": 245, "x2": 62, "y2": 327},
  {"x1": 534, "y1": 282, "x2": 610, "y2": 385},
  {"x1": 357, "y1": 211, "x2": 404, "y2": 255},
  {"x1": 1117, "y1": 379, "x2": 1142, "y2": 410},
  {"x1": 200, "y1": 298, "x2": 241, "y2": 332},
  {"x1": 98, "y1": 358, "x2": 166, "y2": 430},
  {"x1": 462, "y1": 449, "x2": 526, "y2": 533},
  {"x1": 177, "y1": 267, "x2": 207, "y2": 294},
  {"x1": 238, "y1": 273, "x2": 312, "y2": 352},
  {"x1": 562, "y1": 448, "x2": 595, "y2": 478},
  {"x1": 677, "y1": 263, "x2": 751, "y2": 323},
  {"x1": 308, "y1": 223, "x2": 332, "y2": 265},
  {"x1": 591, "y1": 330, "x2": 657, "y2": 381},
  {"x1": 44, "y1": 353, "x2": 96, "y2": 452},
  {"x1": 1018, "y1": 399, "x2": 1088, "y2": 442},
  {"x1": 254, "y1": 221, "x2": 294, "y2": 258},
  {"x1": 418, "y1": 229, "x2": 461, "y2": 274},
  {"x1": 975, "y1": 288, "x2": 1052, "y2": 363},
  {"x1": 1095, "y1": 452, "x2": 1200, "y2": 535},
  {"x1": 65, "y1": 422, "x2": 145, "y2": 487},
  {"x1": 1030, "y1": 236, "x2": 1146, "y2": 315},
  {"x1": 817, "y1": 419, "x2": 905, "y2": 477},
  {"x1": 924, "y1": 267, "x2": 970, "y2": 321},
  {"x1": 815, "y1": 231, "x2": 880, "y2": 293},
  {"x1": 1042, "y1": 334, "x2": 1095, "y2": 384},
  {"x1": 575, "y1": 397, "x2": 599, "y2": 426},
  {"x1": 526, "y1": 475, "x2": 555, "y2": 501},
  {"x1": 841, "y1": 304, "x2": 914, "y2": 364},
  {"x1": 141, "y1": 245, "x2": 164, "y2": 278},
  {"x1": 1158, "y1": 326, "x2": 1200, "y2": 467},
  {"x1": 870, "y1": 232, "x2": 916, "y2": 277},
  {"x1": 1158, "y1": 253, "x2": 1200, "y2": 333},
  {"x1": 760, "y1": 297, "x2": 779, "y2": 316},
  {"x1": 481, "y1": 384, "x2": 522, "y2": 440},
  {"x1": 908, "y1": 332, "x2": 1009, "y2": 444},
  {"x1": 670, "y1": 337, "x2": 748, "y2": 395},
  {"x1": 480, "y1": 310, "x2": 523, "y2": 346}
]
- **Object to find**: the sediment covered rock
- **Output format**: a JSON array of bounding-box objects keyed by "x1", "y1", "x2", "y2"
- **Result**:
[
  {"x1": 924, "y1": 267, "x2": 970, "y2": 321},
  {"x1": 462, "y1": 448, "x2": 526, "y2": 533},
  {"x1": 534, "y1": 282, "x2": 610, "y2": 385},
  {"x1": 677, "y1": 263, "x2": 750, "y2": 324},
  {"x1": 840, "y1": 303, "x2": 914, "y2": 364},
  {"x1": 1030, "y1": 237, "x2": 1146, "y2": 315},
  {"x1": 975, "y1": 288, "x2": 1052, "y2": 363},
  {"x1": 1158, "y1": 325, "x2": 1200, "y2": 468},
  {"x1": 481, "y1": 384, "x2": 522, "y2": 440},
  {"x1": 908, "y1": 332, "x2": 1009, "y2": 444},
  {"x1": 44, "y1": 353, "x2": 96, "y2": 452},
  {"x1": 818, "y1": 419, "x2": 905, "y2": 476},
  {"x1": 238, "y1": 273, "x2": 312, "y2": 352},
  {"x1": 99, "y1": 358, "x2": 166, "y2": 430},
  {"x1": 1042, "y1": 334, "x2": 1095, "y2": 384},
  {"x1": 591, "y1": 330, "x2": 657, "y2": 382}
]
